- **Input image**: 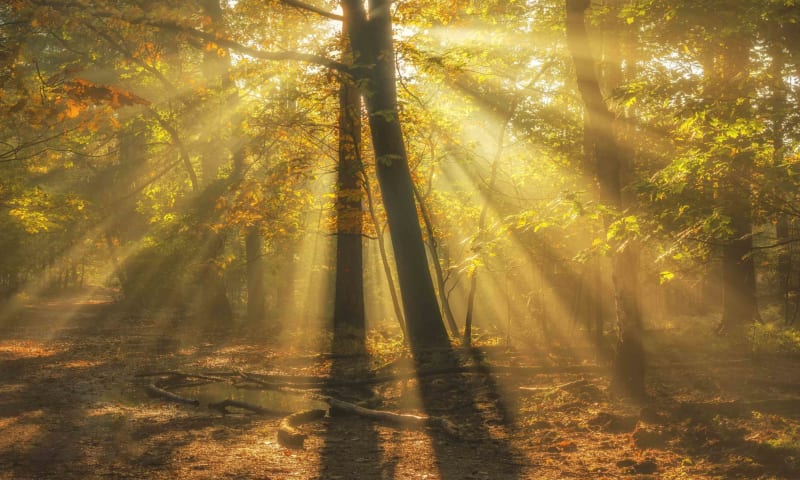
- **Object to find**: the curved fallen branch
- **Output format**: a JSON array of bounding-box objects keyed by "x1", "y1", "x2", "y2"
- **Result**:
[
  {"x1": 326, "y1": 397, "x2": 458, "y2": 436},
  {"x1": 145, "y1": 383, "x2": 200, "y2": 406},
  {"x1": 240, "y1": 364, "x2": 602, "y2": 390},
  {"x1": 208, "y1": 399, "x2": 273, "y2": 415},
  {"x1": 140, "y1": 374, "x2": 459, "y2": 447},
  {"x1": 137, "y1": 364, "x2": 604, "y2": 391},
  {"x1": 277, "y1": 409, "x2": 327, "y2": 448},
  {"x1": 137, "y1": 371, "x2": 229, "y2": 382},
  {"x1": 520, "y1": 378, "x2": 589, "y2": 393}
]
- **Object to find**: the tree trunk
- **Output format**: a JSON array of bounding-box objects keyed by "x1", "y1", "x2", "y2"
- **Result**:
[
  {"x1": 413, "y1": 183, "x2": 459, "y2": 337},
  {"x1": 768, "y1": 41, "x2": 793, "y2": 324},
  {"x1": 341, "y1": 0, "x2": 450, "y2": 355},
  {"x1": 716, "y1": 33, "x2": 758, "y2": 333},
  {"x1": 333, "y1": 28, "x2": 366, "y2": 346},
  {"x1": 195, "y1": 0, "x2": 233, "y2": 323},
  {"x1": 363, "y1": 172, "x2": 407, "y2": 336},
  {"x1": 566, "y1": 0, "x2": 644, "y2": 398},
  {"x1": 245, "y1": 228, "x2": 266, "y2": 324},
  {"x1": 464, "y1": 110, "x2": 512, "y2": 347}
]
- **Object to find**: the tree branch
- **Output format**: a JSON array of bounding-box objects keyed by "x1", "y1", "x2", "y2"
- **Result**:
[
  {"x1": 278, "y1": 0, "x2": 344, "y2": 21},
  {"x1": 80, "y1": 6, "x2": 350, "y2": 73}
]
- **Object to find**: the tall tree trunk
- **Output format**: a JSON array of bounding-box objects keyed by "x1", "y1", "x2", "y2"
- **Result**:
[
  {"x1": 464, "y1": 112, "x2": 510, "y2": 347},
  {"x1": 566, "y1": 0, "x2": 644, "y2": 398},
  {"x1": 768, "y1": 41, "x2": 793, "y2": 324},
  {"x1": 363, "y1": 172, "x2": 406, "y2": 336},
  {"x1": 341, "y1": 0, "x2": 449, "y2": 355},
  {"x1": 413, "y1": 183, "x2": 459, "y2": 337},
  {"x1": 333, "y1": 27, "x2": 366, "y2": 346},
  {"x1": 245, "y1": 229, "x2": 266, "y2": 323},
  {"x1": 716, "y1": 33, "x2": 758, "y2": 333},
  {"x1": 193, "y1": 0, "x2": 236, "y2": 323}
]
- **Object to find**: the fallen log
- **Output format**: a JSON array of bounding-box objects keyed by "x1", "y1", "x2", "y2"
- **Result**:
[
  {"x1": 241, "y1": 364, "x2": 602, "y2": 390},
  {"x1": 520, "y1": 378, "x2": 589, "y2": 393},
  {"x1": 138, "y1": 364, "x2": 604, "y2": 392},
  {"x1": 325, "y1": 397, "x2": 459, "y2": 437},
  {"x1": 208, "y1": 399, "x2": 274, "y2": 415},
  {"x1": 277, "y1": 409, "x2": 327, "y2": 448},
  {"x1": 136, "y1": 371, "x2": 229, "y2": 383},
  {"x1": 145, "y1": 383, "x2": 199, "y2": 406}
]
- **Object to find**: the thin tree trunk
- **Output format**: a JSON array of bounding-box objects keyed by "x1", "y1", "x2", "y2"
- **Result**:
[
  {"x1": 245, "y1": 229, "x2": 266, "y2": 323},
  {"x1": 195, "y1": 0, "x2": 233, "y2": 323},
  {"x1": 412, "y1": 183, "x2": 459, "y2": 337},
  {"x1": 363, "y1": 171, "x2": 406, "y2": 337},
  {"x1": 566, "y1": 0, "x2": 644, "y2": 398},
  {"x1": 464, "y1": 112, "x2": 512, "y2": 347},
  {"x1": 717, "y1": 32, "x2": 758, "y2": 334},
  {"x1": 342, "y1": 0, "x2": 449, "y2": 355},
  {"x1": 768, "y1": 41, "x2": 793, "y2": 324}
]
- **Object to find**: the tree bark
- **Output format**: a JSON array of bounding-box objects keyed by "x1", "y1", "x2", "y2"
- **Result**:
[
  {"x1": 464, "y1": 110, "x2": 512, "y2": 347},
  {"x1": 413, "y1": 183, "x2": 459, "y2": 337},
  {"x1": 195, "y1": 0, "x2": 234, "y2": 323},
  {"x1": 767, "y1": 41, "x2": 793, "y2": 324},
  {"x1": 363, "y1": 172, "x2": 407, "y2": 336},
  {"x1": 565, "y1": 0, "x2": 644, "y2": 398},
  {"x1": 333, "y1": 26, "x2": 366, "y2": 346},
  {"x1": 341, "y1": 0, "x2": 450, "y2": 355},
  {"x1": 716, "y1": 33, "x2": 758, "y2": 333},
  {"x1": 245, "y1": 229, "x2": 266, "y2": 323}
]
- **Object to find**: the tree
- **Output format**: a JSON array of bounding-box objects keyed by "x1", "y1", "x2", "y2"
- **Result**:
[
  {"x1": 566, "y1": 0, "x2": 645, "y2": 397},
  {"x1": 333, "y1": 26, "x2": 366, "y2": 347},
  {"x1": 715, "y1": 29, "x2": 758, "y2": 334},
  {"x1": 341, "y1": 0, "x2": 450, "y2": 355}
]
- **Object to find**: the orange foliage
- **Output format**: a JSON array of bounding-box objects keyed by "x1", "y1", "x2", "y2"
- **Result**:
[{"x1": 60, "y1": 78, "x2": 150, "y2": 109}]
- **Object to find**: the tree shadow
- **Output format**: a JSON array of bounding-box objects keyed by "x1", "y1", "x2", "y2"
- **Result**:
[
  {"x1": 412, "y1": 347, "x2": 526, "y2": 479},
  {"x1": 319, "y1": 343, "x2": 385, "y2": 479},
  {"x1": 0, "y1": 299, "x2": 238, "y2": 478},
  {"x1": 651, "y1": 397, "x2": 800, "y2": 478}
]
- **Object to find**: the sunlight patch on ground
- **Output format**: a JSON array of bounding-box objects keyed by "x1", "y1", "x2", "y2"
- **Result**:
[
  {"x1": 177, "y1": 346, "x2": 199, "y2": 356},
  {"x1": 0, "y1": 341, "x2": 61, "y2": 359},
  {"x1": 0, "y1": 410, "x2": 44, "y2": 451},
  {"x1": 0, "y1": 383, "x2": 26, "y2": 395},
  {"x1": 59, "y1": 359, "x2": 103, "y2": 369},
  {"x1": 84, "y1": 404, "x2": 132, "y2": 418}
]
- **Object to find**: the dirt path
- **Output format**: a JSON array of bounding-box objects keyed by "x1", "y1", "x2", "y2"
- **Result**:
[{"x1": 0, "y1": 298, "x2": 799, "y2": 479}]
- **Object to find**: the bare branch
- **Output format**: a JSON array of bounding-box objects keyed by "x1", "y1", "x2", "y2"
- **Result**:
[
  {"x1": 278, "y1": 0, "x2": 344, "y2": 21},
  {"x1": 89, "y1": 10, "x2": 350, "y2": 73}
]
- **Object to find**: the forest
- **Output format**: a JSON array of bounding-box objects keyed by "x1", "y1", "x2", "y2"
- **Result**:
[{"x1": 1, "y1": 0, "x2": 799, "y2": 478}]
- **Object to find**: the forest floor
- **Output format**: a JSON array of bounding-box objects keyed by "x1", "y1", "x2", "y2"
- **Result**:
[{"x1": 0, "y1": 293, "x2": 799, "y2": 479}]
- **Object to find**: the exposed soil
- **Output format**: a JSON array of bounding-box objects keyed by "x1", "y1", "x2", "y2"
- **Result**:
[{"x1": 1, "y1": 295, "x2": 799, "y2": 479}]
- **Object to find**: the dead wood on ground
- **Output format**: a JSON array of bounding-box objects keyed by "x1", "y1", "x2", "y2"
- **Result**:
[
  {"x1": 520, "y1": 378, "x2": 589, "y2": 393},
  {"x1": 145, "y1": 383, "x2": 200, "y2": 406},
  {"x1": 208, "y1": 399, "x2": 275, "y2": 415},
  {"x1": 326, "y1": 396, "x2": 459, "y2": 436},
  {"x1": 277, "y1": 409, "x2": 327, "y2": 448}
]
